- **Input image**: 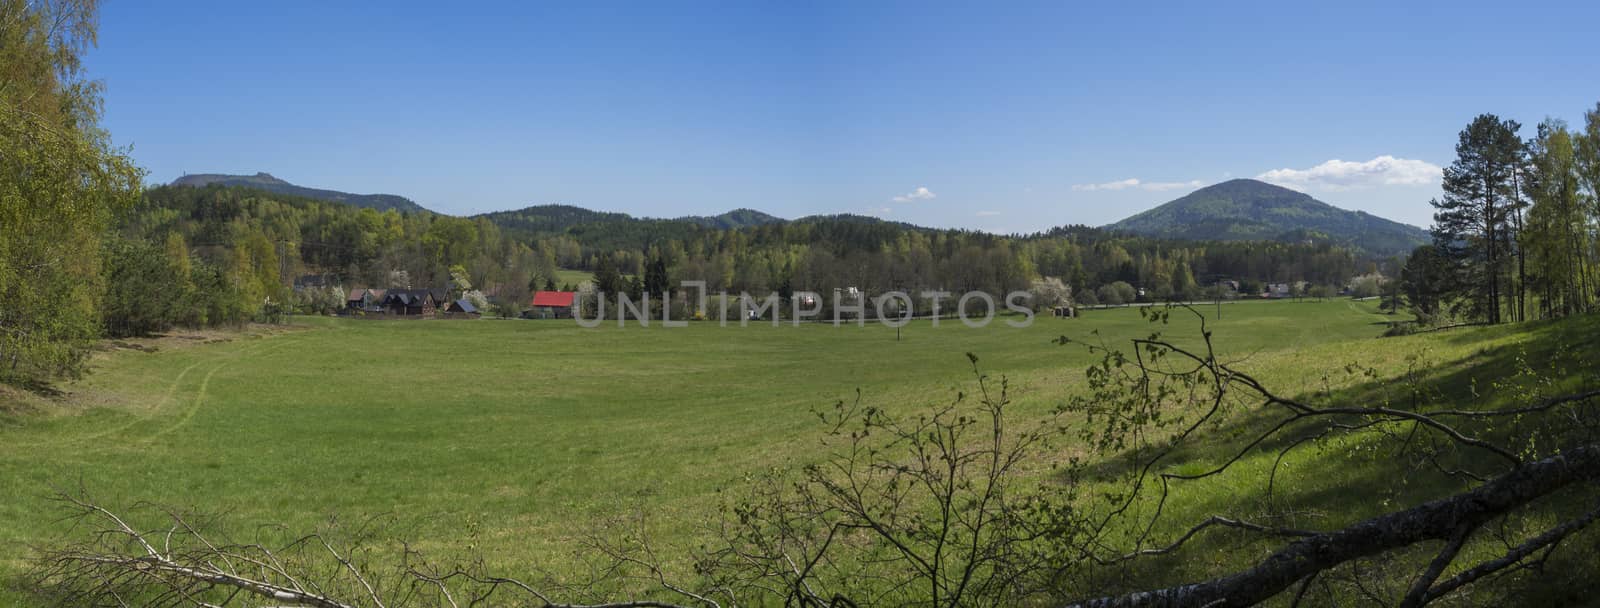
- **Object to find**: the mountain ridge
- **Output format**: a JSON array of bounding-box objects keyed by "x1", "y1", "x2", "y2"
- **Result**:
[
  {"x1": 170, "y1": 172, "x2": 430, "y2": 213},
  {"x1": 169, "y1": 173, "x2": 1425, "y2": 255}
]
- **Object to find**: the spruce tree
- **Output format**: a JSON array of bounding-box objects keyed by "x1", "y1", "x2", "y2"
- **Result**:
[{"x1": 591, "y1": 255, "x2": 624, "y2": 298}]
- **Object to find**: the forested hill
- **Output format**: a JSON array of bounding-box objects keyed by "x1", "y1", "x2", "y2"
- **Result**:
[
  {"x1": 468, "y1": 206, "x2": 907, "y2": 251},
  {"x1": 472, "y1": 204, "x2": 636, "y2": 235},
  {"x1": 170, "y1": 173, "x2": 430, "y2": 213},
  {"x1": 1105, "y1": 179, "x2": 1429, "y2": 255},
  {"x1": 470, "y1": 204, "x2": 743, "y2": 252},
  {"x1": 676, "y1": 208, "x2": 785, "y2": 229}
]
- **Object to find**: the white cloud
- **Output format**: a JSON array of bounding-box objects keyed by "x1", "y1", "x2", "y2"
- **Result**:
[
  {"x1": 1072, "y1": 178, "x2": 1139, "y2": 191},
  {"x1": 1256, "y1": 155, "x2": 1442, "y2": 192},
  {"x1": 1071, "y1": 178, "x2": 1205, "y2": 192},
  {"x1": 866, "y1": 206, "x2": 893, "y2": 216},
  {"x1": 975, "y1": 210, "x2": 1001, "y2": 217},
  {"x1": 1144, "y1": 180, "x2": 1207, "y2": 192},
  {"x1": 891, "y1": 186, "x2": 936, "y2": 202}
]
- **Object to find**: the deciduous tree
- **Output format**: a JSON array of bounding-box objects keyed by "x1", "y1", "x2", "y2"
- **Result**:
[{"x1": 0, "y1": 0, "x2": 141, "y2": 383}]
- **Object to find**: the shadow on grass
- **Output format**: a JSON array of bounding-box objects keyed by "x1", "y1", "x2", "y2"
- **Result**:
[
  {"x1": 1056, "y1": 314, "x2": 1600, "y2": 604},
  {"x1": 3, "y1": 377, "x2": 65, "y2": 398}
]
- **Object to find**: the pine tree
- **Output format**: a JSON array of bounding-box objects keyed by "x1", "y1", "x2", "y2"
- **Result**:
[{"x1": 1431, "y1": 114, "x2": 1525, "y2": 324}]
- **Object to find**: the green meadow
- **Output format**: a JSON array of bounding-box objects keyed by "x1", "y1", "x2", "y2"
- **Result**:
[{"x1": 1, "y1": 298, "x2": 1588, "y2": 602}]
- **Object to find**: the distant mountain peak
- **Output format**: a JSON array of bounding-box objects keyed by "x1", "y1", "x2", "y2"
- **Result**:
[
  {"x1": 1182, "y1": 178, "x2": 1316, "y2": 202},
  {"x1": 1104, "y1": 178, "x2": 1427, "y2": 254},
  {"x1": 170, "y1": 172, "x2": 427, "y2": 213}
]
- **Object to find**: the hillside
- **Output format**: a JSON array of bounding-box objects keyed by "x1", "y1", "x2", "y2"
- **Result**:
[
  {"x1": 479, "y1": 205, "x2": 787, "y2": 234},
  {"x1": 1104, "y1": 178, "x2": 1429, "y2": 254},
  {"x1": 170, "y1": 172, "x2": 429, "y2": 213}
]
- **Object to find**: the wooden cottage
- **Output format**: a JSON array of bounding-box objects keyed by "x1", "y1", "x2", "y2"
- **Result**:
[{"x1": 383, "y1": 289, "x2": 442, "y2": 317}]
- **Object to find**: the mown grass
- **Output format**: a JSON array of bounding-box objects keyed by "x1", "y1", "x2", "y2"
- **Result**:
[{"x1": 3, "y1": 298, "x2": 1588, "y2": 604}]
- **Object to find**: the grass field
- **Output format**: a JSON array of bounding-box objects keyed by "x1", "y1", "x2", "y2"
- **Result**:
[
  {"x1": 2, "y1": 298, "x2": 1587, "y2": 602},
  {"x1": 551, "y1": 267, "x2": 597, "y2": 288}
]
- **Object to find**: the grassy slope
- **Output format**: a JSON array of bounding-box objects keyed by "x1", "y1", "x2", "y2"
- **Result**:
[{"x1": 5, "y1": 299, "x2": 1587, "y2": 602}]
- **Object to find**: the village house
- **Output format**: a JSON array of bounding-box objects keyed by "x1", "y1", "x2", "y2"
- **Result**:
[
  {"x1": 527, "y1": 291, "x2": 576, "y2": 319},
  {"x1": 383, "y1": 289, "x2": 444, "y2": 317},
  {"x1": 1264, "y1": 281, "x2": 1308, "y2": 299},
  {"x1": 441, "y1": 298, "x2": 482, "y2": 319},
  {"x1": 345, "y1": 288, "x2": 387, "y2": 313}
]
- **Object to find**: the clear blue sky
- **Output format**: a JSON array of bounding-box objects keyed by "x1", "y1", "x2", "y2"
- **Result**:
[{"x1": 91, "y1": 0, "x2": 1600, "y2": 232}]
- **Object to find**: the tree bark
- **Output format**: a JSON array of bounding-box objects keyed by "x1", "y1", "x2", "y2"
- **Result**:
[{"x1": 1066, "y1": 445, "x2": 1600, "y2": 608}]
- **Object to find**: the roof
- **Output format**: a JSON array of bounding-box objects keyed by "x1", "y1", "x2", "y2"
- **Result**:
[
  {"x1": 385, "y1": 289, "x2": 438, "y2": 306},
  {"x1": 451, "y1": 298, "x2": 478, "y2": 313},
  {"x1": 531, "y1": 291, "x2": 576, "y2": 307},
  {"x1": 348, "y1": 288, "x2": 389, "y2": 301}
]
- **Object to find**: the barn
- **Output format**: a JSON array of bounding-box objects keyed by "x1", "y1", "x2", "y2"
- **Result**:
[{"x1": 527, "y1": 291, "x2": 576, "y2": 319}]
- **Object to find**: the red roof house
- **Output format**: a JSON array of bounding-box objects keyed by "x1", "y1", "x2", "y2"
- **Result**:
[
  {"x1": 528, "y1": 291, "x2": 577, "y2": 318},
  {"x1": 531, "y1": 291, "x2": 575, "y2": 307}
]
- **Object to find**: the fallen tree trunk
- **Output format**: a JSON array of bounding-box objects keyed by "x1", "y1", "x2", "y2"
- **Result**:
[
  {"x1": 47, "y1": 554, "x2": 357, "y2": 608},
  {"x1": 1067, "y1": 444, "x2": 1600, "y2": 608}
]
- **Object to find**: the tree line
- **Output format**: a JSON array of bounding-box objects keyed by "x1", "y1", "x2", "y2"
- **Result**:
[
  {"x1": 1403, "y1": 105, "x2": 1600, "y2": 324},
  {"x1": 121, "y1": 184, "x2": 1371, "y2": 314}
]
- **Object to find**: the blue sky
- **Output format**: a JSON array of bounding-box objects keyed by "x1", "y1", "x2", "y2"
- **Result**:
[{"x1": 91, "y1": 1, "x2": 1600, "y2": 232}]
